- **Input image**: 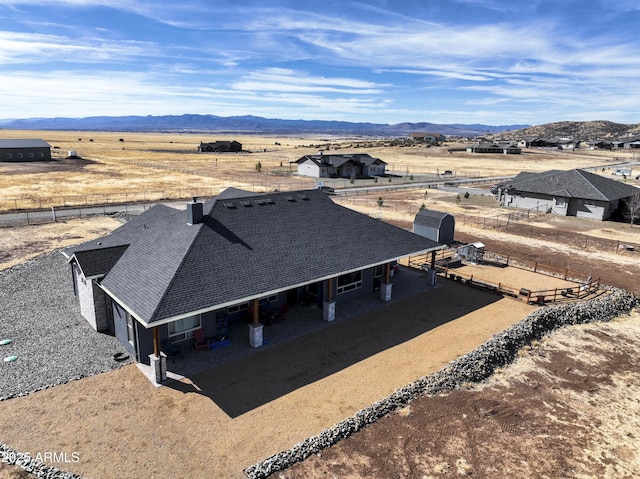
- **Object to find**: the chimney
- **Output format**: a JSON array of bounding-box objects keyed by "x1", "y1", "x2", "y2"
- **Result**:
[{"x1": 187, "y1": 196, "x2": 203, "y2": 225}]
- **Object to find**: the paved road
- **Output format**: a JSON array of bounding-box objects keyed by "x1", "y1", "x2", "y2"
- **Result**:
[
  {"x1": 0, "y1": 203, "x2": 150, "y2": 225},
  {"x1": 0, "y1": 177, "x2": 508, "y2": 226}
]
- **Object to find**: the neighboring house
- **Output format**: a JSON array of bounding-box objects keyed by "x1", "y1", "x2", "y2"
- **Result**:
[
  {"x1": 0, "y1": 139, "x2": 51, "y2": 162},
  {"x1": 587, "y1": 140, "x2": 613, "y2": 150},
  {"x1": 410, "y1": 132, "x2": 446, "y2": 143},
  {"x1": 466, "y1": 142, "x2": 521, "y2": 154},
  {"x1": 62, "y1": 188, "x2": 444, "y2": 376},
  {"x1": 198, "y1": 140, "x2": 242, "y2": 152},
  {"x1": 497, "y1": 169, "x2": 640, "y2": 220},
  {"x1": 294, "y1": 153, "x2": 387, "y2": 178},
  {"x1": 610, "y1": 137, "x2": 640, "y2": 149},
  {"x1": 529, "y1": 138, "x2": 576, "y2": 150},
  {"x1": 413, "y1": 209, "x2": 455, "y2": 243}
]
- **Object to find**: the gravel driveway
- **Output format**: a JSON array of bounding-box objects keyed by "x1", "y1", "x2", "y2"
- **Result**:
[{"x1": 0, "y1": 252, "x2": 132, "y2": 401}]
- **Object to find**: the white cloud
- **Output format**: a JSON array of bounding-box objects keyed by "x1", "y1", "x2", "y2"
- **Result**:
[{"x1": 0, "y1": 32, "x2": 157, "y2": 64}]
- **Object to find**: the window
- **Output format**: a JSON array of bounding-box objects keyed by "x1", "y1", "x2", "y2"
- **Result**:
[
  {"x1": 168, "y1": 314, "x2": 201, "y2": 340},
  {"x1": 5, "y1": 153, "x2": 11, "y2": 159},
  {"x1": 555, "y1": 198, "x2": 566, "y2": 207},
  {"x1": 17, "y1": 153, "x2": 23, "y2": 158},
  {"x1": 337, "y1": 271, "x2": 362, "y2": 294},
  {"x1": 374, "y1": 265, "x2": 384, "y2": 278},
  {"x1": 38, "y1": 152, "x2": 44, "y2": 158},
  {"x1": 228, "y1": 302, "x2": 249, "y2": 313},
  {"x1": 28, "y1": 153, "x2": 34, "y2": 158}
]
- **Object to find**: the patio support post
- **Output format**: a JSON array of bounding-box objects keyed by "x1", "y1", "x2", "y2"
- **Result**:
[
  {"x1": 323, "y1": 277, "x2": 336, "y2": 322},
  {"x1": 252, "y1": 298, "x2": 260, "y2": 325},
  {"x1": 149, "y1": 326, "x2": 167, "y2": 383},
  {"x1": 380, "y1": 263, "x2": 393, "y2": 301},
  {"x1": 153, "y1": 326, "x2": 160, "y2": 357},
  {"x1": 425, "y1": 251, "x2": 438, "y2": 285},
  {"x1": 248, "y1": 298, "x2": 264, "y2": 348}
]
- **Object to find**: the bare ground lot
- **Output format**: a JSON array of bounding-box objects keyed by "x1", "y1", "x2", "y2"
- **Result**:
[
  {"x1": 1, "y1": 132, "x2": 640, "y2": 478},
  {"x1": 281, "y1": 311, "x2": 640, "y2": 479},
  {"x1": 0, "y1": 214, "x2": 638, "y2": 479}
]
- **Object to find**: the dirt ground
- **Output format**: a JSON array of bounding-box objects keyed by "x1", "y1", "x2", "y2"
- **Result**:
[
  {"x1": 0, "y1": 218, "x2": 640, "y2": 479},
  {"x1": 280, "y1": 311, "x2": 640, "y2": 479},
  {"x1": 1, "y1": 190, "x2": 639, "y2": 478},
  {"x1": 0, "y1": 273, "x2": 536, "y2": 479}
]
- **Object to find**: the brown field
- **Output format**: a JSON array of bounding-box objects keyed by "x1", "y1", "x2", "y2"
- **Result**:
[
  {"x1": 1, "y1": 129, "x2": 638, "y2": 211},
  {"x1": 1, "y1": 131, "x2": 640, "y2": 479}
]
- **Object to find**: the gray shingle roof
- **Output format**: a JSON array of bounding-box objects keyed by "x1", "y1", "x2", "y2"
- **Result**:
[
  {"x1": 414, "y1": 209, "x2": 452, "y2": 228},
  {"x1": 65, "y1": 189, "x2": 443, "y2": 326},
  {"x1": 72, "y1": 246, "x2": 129, "y2": 278},
  {"x1": 0, "y1": 139, "x2": 50, "y2": 149},
  {"x1": 295, "y1": 153, "x2": 386, "y2": 167},
  {"x1": 505, "y1": 169, "x2": 639, "y2": 201}
]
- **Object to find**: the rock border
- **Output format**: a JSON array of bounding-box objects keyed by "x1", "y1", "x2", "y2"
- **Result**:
[{"x1": 244, "y1": 286, "x2": 639, "y2": 478}]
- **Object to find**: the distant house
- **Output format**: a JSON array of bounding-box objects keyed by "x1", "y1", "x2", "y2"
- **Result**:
[
  {"x1": 0, "y1": 139, "x2": 51, "y2": 162},
  {"x1": 497, "y1": 169, "x2": 640, "y2": 220},
  {"x1": 529, "y1": 138, "x2": 576, "y2": 150},
  {"x1": 413, "y1": 209, "x2": 455, "y2": 243},
  {"x1": 611, "y1": 137, "x2": 640, "y2": 149},
  {"x1": 466, "y1": 142, "x2": 521, "y2": 154},
  {"x1": 62, "y1": 188, "x2": 444, "y2": 379},
  {"x1": 410, "y1": 132, "x2": 446, "y2": 143},
  {"x1": 294, "y1": 153, "x2": 387, "y2": 178},
  {"x1": 587, "y1": 140, "x2": 613, "y2": 150},
  {"x1": 198, "y1": 140, "x2": 242, "y2": 152}
]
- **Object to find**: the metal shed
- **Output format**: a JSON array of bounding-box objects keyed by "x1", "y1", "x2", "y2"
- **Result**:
[{"x1": 413, "y1": 209, "x2": 455, "y2": 243}]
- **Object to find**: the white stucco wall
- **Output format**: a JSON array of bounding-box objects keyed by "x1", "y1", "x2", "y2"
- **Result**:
[
  {"x1": 297, "y1": 161, "x2": 321, "y2": 177},
  {"x1": 503, "y1": 192, "x2": 612, "y2": 220}
]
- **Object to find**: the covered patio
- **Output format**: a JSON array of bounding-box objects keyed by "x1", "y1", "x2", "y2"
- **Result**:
[{"x1": 138, "y1": 265, "x2": 438, "y2": 380}]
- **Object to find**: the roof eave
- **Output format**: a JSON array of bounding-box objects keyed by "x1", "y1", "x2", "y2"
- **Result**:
[{"x1": 110, "y1": 244, "x2": 445, "y2": 329}]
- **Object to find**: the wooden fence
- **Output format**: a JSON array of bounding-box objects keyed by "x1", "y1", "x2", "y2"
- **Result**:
[{"x1": 404, "y1": 250, "x2": 601, "y2": 305}]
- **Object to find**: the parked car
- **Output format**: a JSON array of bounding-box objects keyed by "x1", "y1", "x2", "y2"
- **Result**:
[
  {"x1": 612, "y1": 168, "x2": 632, "y2": 176},
  {"x1": 316, "y1": 185, "x2": 335, "y2": 194}
]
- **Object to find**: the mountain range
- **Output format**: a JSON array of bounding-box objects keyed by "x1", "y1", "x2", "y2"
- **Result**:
[{"x1": 0, "y1": 114, "x2": 527, "y2": 136}]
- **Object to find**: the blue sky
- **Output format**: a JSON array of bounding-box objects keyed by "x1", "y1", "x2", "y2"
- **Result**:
[{"x1": 1, "y1": 0, "x2": 639, "y2": 125}]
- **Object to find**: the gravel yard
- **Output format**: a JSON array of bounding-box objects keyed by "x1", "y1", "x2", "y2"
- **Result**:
[{"x1": 0, "y1": 252, "x2": 132, "y2": 401}]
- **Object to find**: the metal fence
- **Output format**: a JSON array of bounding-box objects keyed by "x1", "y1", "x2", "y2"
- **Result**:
[{"x1": 457, "y1": 212, "x2": 640, "y2": 256}]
